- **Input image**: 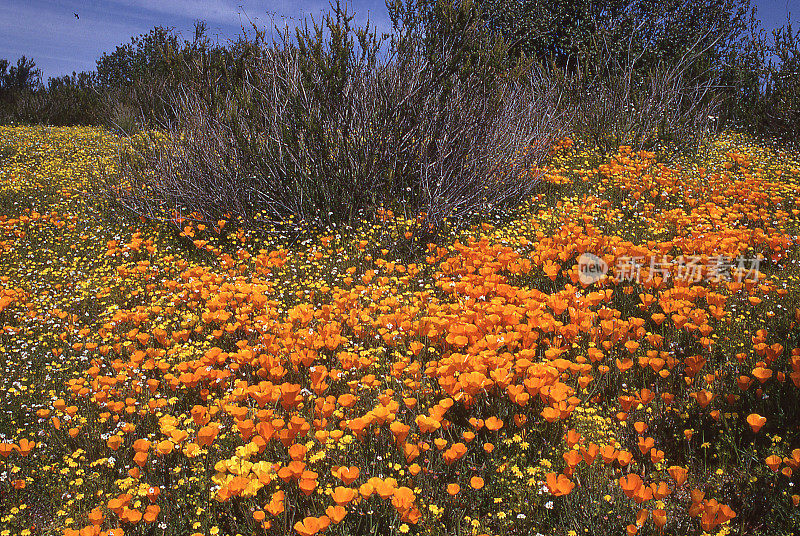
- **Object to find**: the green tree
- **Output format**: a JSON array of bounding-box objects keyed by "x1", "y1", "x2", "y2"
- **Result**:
[
  {"x1": 95, "y1": 26, "x2": 181, "y2": 88},
  {"x1": 475, "y1": 0, "x2": 752, "y2": 74},
  {"x1": 764, "y1": 20, "x2": 800, "y2": 138},
  {"x1": 0, "y1": 56, "x2": 41, "y2": 94}
]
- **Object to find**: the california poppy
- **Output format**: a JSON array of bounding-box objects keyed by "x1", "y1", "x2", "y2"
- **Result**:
[
  {"x1": 546, "y1": 472, "x2": 575, "y2": 496},
  {"x1": 338, "y1": 466, "x2": 360, "y2": 485},
  {"x1": 332, "y1": 486, "x2": 356, "y2": 505},
  {"x1": 747, "y1": 413, "x2": 766, "y2": 433},
  {"x1": 326, "y1": 505, "x2": 347, "y2": 523},
  {"x1": 668, "y1": 466, "x2": 687, "y2": 486},
  {"x1": 294, "y1": 516, "x2": 330, "y2": 536}
]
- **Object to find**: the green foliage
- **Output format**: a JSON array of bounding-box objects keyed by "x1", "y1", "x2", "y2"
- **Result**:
[
  {"x1": 477, "y1": 0, "x2": 751, "y2": 71},
  {"x1": 95, "y1": 22, "x2": 225, "y2": 130},
  {"x1": 478, "y1": 0, "x2": 633, "y2": 68},
  {"x1": 95, "y1": 26, "x2": 182, "y2": 88},
  {"x1": 0, "y1": 56, "x2": 41, "y2": 94},
  {"x1": 0, "y1": 23, "x2": 221, "y2": 129},
  {"x1": 762, "y1": 21, "x2": 800, "y2": 140}
]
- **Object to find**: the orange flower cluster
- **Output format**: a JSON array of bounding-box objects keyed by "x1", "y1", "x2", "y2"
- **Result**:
[{"x1": 2, "y1": 127, "x2": 800, "y2": 535}]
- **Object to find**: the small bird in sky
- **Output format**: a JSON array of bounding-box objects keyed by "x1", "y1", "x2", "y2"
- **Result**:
[{"x1": 74, "y1": 12, "x2": 79, "y2": 19}]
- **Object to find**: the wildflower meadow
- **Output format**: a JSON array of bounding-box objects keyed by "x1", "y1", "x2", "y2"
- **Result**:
[{"x1": 1, "y1": 124, "x2": 800, "y2": 536}]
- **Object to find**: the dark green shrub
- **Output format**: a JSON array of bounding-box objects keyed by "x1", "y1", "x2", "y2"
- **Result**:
[{"x1": 762, "y1": 21, "x2": 800, "y2": 141}]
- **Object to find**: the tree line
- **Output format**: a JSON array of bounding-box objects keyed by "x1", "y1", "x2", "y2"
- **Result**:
[{"x1": 1, "y1": 0, "x2": 797, "y2": 139}]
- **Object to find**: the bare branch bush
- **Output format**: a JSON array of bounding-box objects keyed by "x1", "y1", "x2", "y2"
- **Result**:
[
  {"x1": 101, "y1": 0, "x2": 722, "y2": 245},
  {"x1": 103, "y1": 7, "x2": 567, "y2": 242}
]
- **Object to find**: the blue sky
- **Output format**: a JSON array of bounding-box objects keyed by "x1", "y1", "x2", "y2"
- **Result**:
[{"x1": 1, "y1": 0, "x2": 797, "y2": 81}]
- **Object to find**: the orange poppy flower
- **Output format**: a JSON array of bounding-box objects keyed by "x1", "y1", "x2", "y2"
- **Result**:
[
  {"x1": 375, "y1": 478, "x2": 396, "y2": 500},
  {"x1": 338, "y1": 466, "x2": 360, "y2": 485},
  {"x1": 668, "y1": 466, "x2": 688, "y2": 486},
  {"x1": 236, "y1": 419, "x2": 255, "y2": 440},
  {"x1": 337, "y1": 393, "x2": 357, "y2": 408},
  {"x1": 133, "y1": 451, "x2": 148, "y2": 467},
  {"x1": 581, "y1": 443, "x2": 599, "y2": 465},
  {"x1": 766, "y1": 455, "x2": 782, "y2": 471},
  {"x1": 147, "y1": 486, "x2": 160, "y2": 502},
  {"x1": 289, "y1": 443, "x2": 307, "y2": 461},
  {"x1": 563, "y1": 449, "x2": 582, "y2": 468},
  {"x1": 391, "y1": 486, "x2": 416, "y2": 511},
  {"x1": 265, "y1": 491, "x2": 285, "y2": 516},
  {"x1": 191, "y1": 405, "x2": 209, "y2": 426},
  {"x1": 692, "y1": 390, "x2": 714, "y2": 408},
  {"x1": 484, "y1": 416, "x2": 504, "y2": 431},
  {"x1": 546, "y1": 472, "x2": 575, "y2": 496},
  {"x1": 87, "y1": 508, "x2": 104, "y2": 526},
  {"x1": 143, "y1": 504, "x2": 161, "y2": 523},
  {"x1": 747, "y1": 413, "x2": 766, "y2": 433},
  {"x1": 617, "y1": 450, "x2": 633, "y2": 466},
  {"x1": 326, "y1": 505, "x2": 347, "y2": 523},
  {"x1": 600, "y1": 445, "x2": 618, "y2": 464},
  {"x1": 652, "y1": 509, "x2": 667, "y2": 529},
  {"x1": 624, "y1": 340, "x2": 640, "y2": 354},
  {"x1": 171, "y1": 429, "x2": 189, "y2": 443},
  {"x1": 106, "y1": 435, "x2": 123, "y2": 451},
  {"x1": 294, "y1": 516, "x2": 330, "y2": 536},
  {"x1": 359, "y1": 482, "x2": 375, "y2": 499},
  {"x1": 565, "y1": 429, "x2": 582, "y2": 447},
  {"x1": 0, "y1": 443, "x2": 14, "y2": 457},
  {"x1": 789, "y1": 449, "x2": 800, "y2": 470},
  {"x1": 331, "y1": 486, "x2": 356, "y2": 505},
  {"x1": 752, "y1": 367, "x2": 772, "y2": 383},
  {"x1": 616, "y1": 358, "x2": 634, "y2": 371},
  {"x1": 404, "y1": 443, "x2": 420, "y2": 462},
  {"x1": 619, "y1": 474, "x2": 643, "y2": 498},
  {"x1": 197, "y1": 425, "x2": 219, "y2": 447},
  {"x1": 416, "y1": 415, "x2": 441, "y2": 433},
  {"x1": 121, "y1": 507, "x2": 142, "y2": 523},
  {"x1": 541, "y1": 407, "x2": 561, "y2": 423},
  {"x1": 156, "y1": 440, "x2": 174, "y2": 456},
  {"x1": 16, "y1": 438, "x2": 35, "y2": 456},
  {"x1": 650, "y1": 449, "x2": 664, "y2": 464},
  {"x1": 299, "y1": 475, "x2": 318, "y2": 495},
  {"x1": 470, "y1": 476, "x2": 484, "y2": 490},
  {"x1": 651, "y1": 481, "x2": 671, "y2": 500},
  {"x1": 637, "y1": 436, "x2": 655, "y2": 455},
  {"x1": 443, "y1": 443, "x2": 468, "y2": 465}
]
